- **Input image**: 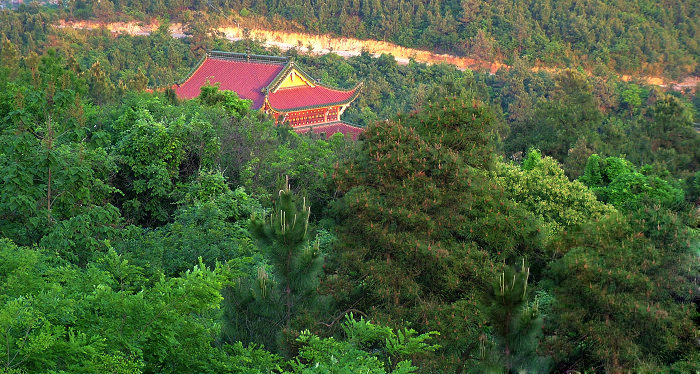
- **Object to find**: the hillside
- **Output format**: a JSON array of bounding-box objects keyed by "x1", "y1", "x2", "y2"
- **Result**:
[
  {"x1": 58, "y1": 0, "x2": 700, "y2": 79},
  {"x1": 57, "y1": 19, "x2": 700, "y2": 91}
]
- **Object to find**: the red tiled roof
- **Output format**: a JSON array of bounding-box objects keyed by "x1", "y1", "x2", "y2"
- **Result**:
[
  {"x1": 295, "y1": 122, "x2": 364, "y2": 140},
  {"x1": 174, "y1": 58, "x2": 285, "y2": 108},
  {"x1": 268, "y1": 85, "x2": 360, "y2": 112}
]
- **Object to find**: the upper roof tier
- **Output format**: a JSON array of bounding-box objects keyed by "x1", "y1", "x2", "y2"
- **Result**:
[
  {"x1": 173, "y1": 51, "x2": 361, "y2": 111},
  {"x1": 174, "y1": 53, "x2": 287, "y2": 108}
]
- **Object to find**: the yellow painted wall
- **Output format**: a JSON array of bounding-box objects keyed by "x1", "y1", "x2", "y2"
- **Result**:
[{"x1": 277, "y1": 69, "x2": 315, "y2": 90}]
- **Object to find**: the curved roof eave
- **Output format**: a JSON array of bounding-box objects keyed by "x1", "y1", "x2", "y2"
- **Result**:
[{"x1": 265, "y1": 81, "x2": 363, "y2": 113}]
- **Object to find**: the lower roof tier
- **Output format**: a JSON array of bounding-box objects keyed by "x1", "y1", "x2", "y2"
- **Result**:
[
  {"x1": 294, "y1": 122, "x2": 364, "y2": 140},
  {"x1": 267, "y1": 84, "x2": 361, "y2": 112}
]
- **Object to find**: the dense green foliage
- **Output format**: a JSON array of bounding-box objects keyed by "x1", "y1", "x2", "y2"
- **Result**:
[
  {"x1": 1, "y1": 5, "x2": 700, "y2": 373},
  {"x1": 580, "y1": 154, "x2": 685, "y2": 209},
  {"x1": 229, "y1": 0, "x2": 700, "y2": 78},
  {"x1": 492, "y1": 150, "x2": 616, "y2": 241},
  {"x1": 39, "y1": 0, "x2": 700, "y2": 78},
  {"x1": 286, "y1": 314, "x2": 439, "y2": 373},
  {"x1": 0, "y1": 239, "x2": 282, "y2": 373},
  {"x1": 0, "y1": 41, "x2": 445, "y2": 372}
]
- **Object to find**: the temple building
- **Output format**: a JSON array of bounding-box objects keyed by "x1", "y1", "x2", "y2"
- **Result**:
[{"x1": 174, "y1": 51, "x2": 364, "y2": 139}]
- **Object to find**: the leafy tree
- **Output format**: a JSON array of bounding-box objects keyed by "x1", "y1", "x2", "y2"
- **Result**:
[
  {"x1": 198, "y1": 83, "x2": 252, "y2": 119},
  {"x1": 506, "y1": 70, "x2": 603, "y2": 174},
  {"x1": 546, "y1": 209, "x2": 699, "y2": 372},
  {"x1": 645, "y1": 95, "x2": 700, "y2": 175},
  {"x1": 39, "y1": 204, "x2": 122, "y2": 265},
  {"x1": 115, "y1": 180, "x2": 263, "y2": 277},
  {"x1": 620, "y1": 85, "x2": 643, "y2": 115},
  {"x1": 285, "y1": 314, "x2": 439, "y2": 373},
  {"x1": 217, "y1": 107, "x2": 357, "y2": 215},
  {"x1": 0, "y1": 238, "x2": 284, "y2": 374},
  {"x1": 579, "y1": 154, "x2": 685, "y2": 210},
  {"x1": 240, "y1": 129, "x2": 358, "y2": 215},
  {"x1": 0, "y1": 39, "x2": 20, "y2": 82},
  {"x1": 87, "y1": 60, "x2": 117, "y2": 105},
  {"x1": 493, "y1": 149, "x2": 615, "y2": 244},
  {"x1": 110, "y1": 95, "x2": 220, "y2": 225},
  {"x1": 0, "y1": 49, "x2": 118, "y2": 254}
]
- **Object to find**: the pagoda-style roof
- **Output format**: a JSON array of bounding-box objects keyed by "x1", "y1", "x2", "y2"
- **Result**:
[
  {"x1": 173, "y1": 51, "x2": 364, "y2": 138},
  {"x1": 174, "y1": 51, "x2": 361, "y2": 112}
]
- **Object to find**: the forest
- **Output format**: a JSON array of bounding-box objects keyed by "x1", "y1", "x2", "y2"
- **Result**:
[
  {"x1": 24, "y1": 0, "x2": 700, "y2": 79},
  {"x1": 1, "y1": 4, "x2": 700, "y2": 374}
]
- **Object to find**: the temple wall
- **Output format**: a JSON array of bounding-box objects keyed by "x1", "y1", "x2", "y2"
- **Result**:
[{"x1": 270, "y1": 106, "x2": 341, "y2": 127}]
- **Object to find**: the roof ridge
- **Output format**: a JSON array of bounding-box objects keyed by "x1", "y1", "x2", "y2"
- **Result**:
[
  {"x1": 206, "y1": 50, "x2": 288, "y2": 65},
  {"x1": 272, "y1": 81, "x2": 363, "y2": 94},
  {"x1": 290, "y1": 62, "x2": 363, "y2": 93},
  {"x1": 265, "y1": 62, "x2": 296, "y2": 93},
  {"x1": 315, "y1": 80, "x2": 364, "y2": 92},
  {"x1": 175, "y1": 55, "x2": 207, "y2": 87}
]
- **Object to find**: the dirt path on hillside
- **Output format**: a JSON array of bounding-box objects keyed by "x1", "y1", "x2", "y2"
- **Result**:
[{"x1": 55, "y1": 20, "x2": 699, "y2": 90}]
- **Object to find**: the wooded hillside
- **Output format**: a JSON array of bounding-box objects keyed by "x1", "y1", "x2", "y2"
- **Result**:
[
  {"x1": 1, "y1": 5, "x2": 699, "y2": 373},
  {"x1": 53, "y1": 0, "x2": 700, "y2": 79}
]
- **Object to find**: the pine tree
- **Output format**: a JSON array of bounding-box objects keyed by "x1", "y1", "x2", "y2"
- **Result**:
[
  {"x1": 222, "y1": 177, "x2": 325, "y2": 353},
  {"x1": 86, "y1": 60, "x2": 115, "y2": 105},
  {"x1": 547, "y1": 207, "x2": 699, "y2": 372},
  {"x1": 469, "y1": 260, "x2": 550, "y2": 374},
  {"x1": 330, "y1": 97, "x2": 544, "y2": 370},
  {"x1": 0, "y1": 38, "x2": 19, "y2": 81}
]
